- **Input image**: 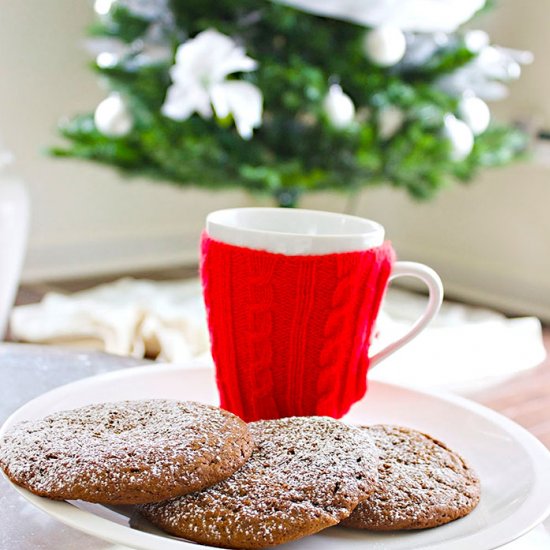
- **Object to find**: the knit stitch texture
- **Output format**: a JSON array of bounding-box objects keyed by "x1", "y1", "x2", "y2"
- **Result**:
[{"x1": 200, "y1": 233, "x2": 395, "y2": 421}]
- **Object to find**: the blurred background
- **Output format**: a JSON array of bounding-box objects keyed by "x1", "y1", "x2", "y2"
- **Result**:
[
  {"x1": 0, "y1": 0, "x2": 549, "y2": 320},
  {"x1": 4, "y1": 6, "x2": 550, "y2": 546}
]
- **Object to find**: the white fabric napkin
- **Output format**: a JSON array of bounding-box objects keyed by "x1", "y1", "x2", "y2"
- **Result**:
[
  {"x1": 10, "y1": 278, "x2": 546, "y2": 391},
  {"x1": 369, "y1": 288, "x2": 546, "y2": 391},
  {"x1": 10, "y1": 278, "x2": 210, "y2": 363}
]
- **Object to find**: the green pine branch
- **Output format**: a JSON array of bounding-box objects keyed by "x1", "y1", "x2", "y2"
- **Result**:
[{"x1": 51, "y1": 0, "x2": 528, "y2": 206}]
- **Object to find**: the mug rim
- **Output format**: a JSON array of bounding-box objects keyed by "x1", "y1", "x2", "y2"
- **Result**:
[{"x1": 206, "y1": 207, "x2": 385, "y2": 240}]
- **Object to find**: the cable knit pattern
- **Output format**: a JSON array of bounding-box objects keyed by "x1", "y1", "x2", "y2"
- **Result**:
[{"x1": 201, "y1": 233, "x2": 395, "y2": 421}]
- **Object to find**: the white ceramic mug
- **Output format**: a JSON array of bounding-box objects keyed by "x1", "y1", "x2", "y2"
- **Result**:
[{"x1": 206, "y1": 207, "x2": 443, "y2": 367}]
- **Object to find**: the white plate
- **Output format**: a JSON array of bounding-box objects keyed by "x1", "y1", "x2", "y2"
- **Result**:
[{"x1": 2, "y1": 364, "x2": 550, "y2": 550}]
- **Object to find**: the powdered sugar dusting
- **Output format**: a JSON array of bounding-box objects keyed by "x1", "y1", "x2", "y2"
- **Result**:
[
  {"x1": 343, "y1": 425, "x2": 480, "y2": 530},
  {"x1": 140, "y1": 416, "x2": 379, "y2": 548},
  {"x1": 0, "y1": 400, "x2": 252, "y2": 505}
]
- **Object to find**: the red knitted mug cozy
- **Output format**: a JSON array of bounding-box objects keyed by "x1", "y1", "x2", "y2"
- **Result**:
[{"x1": 200, "y1": 232, "x2": 396, "y2": 421}]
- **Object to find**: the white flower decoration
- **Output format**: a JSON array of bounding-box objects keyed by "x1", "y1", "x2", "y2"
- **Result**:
[
  {"x1": 272, "y1": 0, "x2": 486, "y2": 33},
  {"x1": 162, "y1": 29, "x2": 263, "y2": 139},
  {"x1": 437, "y1": 45, "x2": 533, "y2": 100}
]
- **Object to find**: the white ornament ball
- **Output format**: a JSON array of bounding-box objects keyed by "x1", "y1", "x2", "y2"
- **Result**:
[
  {"x1": 94, "y1": 93, "x2": 133, "y2": 138},
  {"x1": 378, "y1": 106, "x2": 405, "y2": 140},
  {"x1": 458, "y1": 96, "x2": 490, "y2": 136},
  {"x1": 507, "y1": 61, "x2": 522, "y2": 80},
  {"x1": 324, "y1": 84, "x2": 356, "y2": 128},
  {"x1": 463, "y1": 29, "x2": 490, "y2": 53},
  {"x1": 94, "y1": 0, "x2": 116, "y2": 17},
  {"x1": 443, "y1": 114, "x2": 474, "y2": 161},
  {"x1": 364, "y1": 26, "x2": 407, "y2": 67}
]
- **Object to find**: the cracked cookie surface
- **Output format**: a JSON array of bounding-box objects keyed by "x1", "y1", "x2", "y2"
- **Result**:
[
  {"x1": 140, "y1": 416, "x2": 379, "y2": 549},
  {"x1": 0, "y1": 399, "x2": 253, "y2": 505},
  {"x1": 342, "y1": 425, "x2": 480, "y2": 531}
]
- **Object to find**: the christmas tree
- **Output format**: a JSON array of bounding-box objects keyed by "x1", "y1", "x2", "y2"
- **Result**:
[{"x1": 52, "y1": 0, "x2": 532, "y2": 207}]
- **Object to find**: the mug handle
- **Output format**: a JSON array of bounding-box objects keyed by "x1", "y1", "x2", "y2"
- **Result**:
[{"x1": 369, "y1": 261, "x2": 444, "y2": 368}]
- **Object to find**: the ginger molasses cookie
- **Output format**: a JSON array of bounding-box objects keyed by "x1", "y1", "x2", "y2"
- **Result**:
[
  {"x1": 0, "y1": 400, "x2": 253, "y2": 505},
  {"x1": 342, "y1": 425, "x2": 480, "y2": 530},
  {"x1": 140, "y1": 416, "x2": 379, "y2": 549}
]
